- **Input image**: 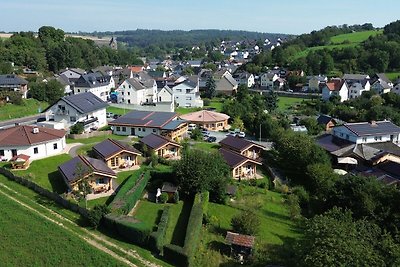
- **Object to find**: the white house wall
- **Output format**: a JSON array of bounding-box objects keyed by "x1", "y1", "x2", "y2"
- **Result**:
[
  {"x1": 112, "y1": 125, "x2": 161, "y2": 137},
  {"x1": 0, "y1": 137, "x2": 66, "y2": 161},
  {"x1": 333, "y1": 125, "x2": 400, "y2": 144}
]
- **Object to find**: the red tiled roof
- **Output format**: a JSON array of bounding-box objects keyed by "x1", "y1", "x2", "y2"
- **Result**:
[
  {"x1": 0, "y1": 125, "x2": 66, "y2": 146},
  {"x1": 130, "y1": 66, "x2": 144, "y2": 73},
  {"x1": 326, "y1": 79, "x2": 344, "y2": 91},
  {"x1": 225, "y1": 231, "x2": 255, "y2": 248}
]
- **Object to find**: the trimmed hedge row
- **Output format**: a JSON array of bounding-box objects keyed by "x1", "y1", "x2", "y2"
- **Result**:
[
  {"x1": 103, "y1": 214, "x2": 151, "y2": 246},
  {"x1": 163, "y1": 192, "x2": 209, "y2": 267},
  {"x1": 110, "y1": 168, "x2": 151, "y2": 214},
  {"x1": 183, "y1": 191, "x2": 209, "y2": 265},
  {"x1": 149, "y1": 206, "x2": 171, "y2": 255}
]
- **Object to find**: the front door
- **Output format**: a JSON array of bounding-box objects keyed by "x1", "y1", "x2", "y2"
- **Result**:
[
  {"x1": 11, "y1": 149, "x2": 17, "y2": 157},
  {"x1": 131, "y1": 128, "x2": 135, "y2": 135}
]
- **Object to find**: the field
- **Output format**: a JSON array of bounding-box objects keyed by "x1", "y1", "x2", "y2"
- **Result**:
[
  {"x1": 0, "y1": 99, "x2": 48, "y2": 121},
  {"x1": 106, "y1": 106, "x2": 131, "y2": 115},
  {"x1": 0, "y1": 192, "x2": 121, "y2": 266},
  {"x1": 291, "y1": 30, "x2": 382, "y2": 60},
  {"x1": 11, "y1": 153, "x2": 72, "y2": 193}
]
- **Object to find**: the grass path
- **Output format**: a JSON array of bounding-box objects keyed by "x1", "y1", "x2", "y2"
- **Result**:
[{"x1": 0, "y1": 181, "x2": 161, "y2": 267}]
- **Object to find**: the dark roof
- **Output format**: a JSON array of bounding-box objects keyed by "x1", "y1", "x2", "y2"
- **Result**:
[
  {"x1": 343, "y1": 121, "x2": 400, "y2": 137},
  {"x1": 93, "y1": 138, "x2": 141, "y2": 159},
  {"x1": 219, "y1": 136, "x2": 265, "y2": 153},
  {"x1": 378, "y1": 161, "x2": 400, "y2": 179},
  {"x1": 161, "y1": 182, "x2": 178, "y2": 193},
  {"x1": 140, "y1": 133, "x2": 180, "y2": 150},
  {"x1": 316, "y1": 134, "x2": 354, "y2": 153},
  {"x1": 58, "y1": 155, "x2": 116, "y2": 184},
  {"x1": 219, "y1": 148, "x2": 261, "y2": 168},
  {"x1": 51, "y1": 92, "x2": 108, "y2": 114},
  {"x1": 109, "y1": 110, "x2": 177, "y2": 128},
  {"x1": 0, "y1": 74, "x2": 28, "y2": 86},
  {"x1": 225, "y1": 231, "x2": 255, "y2": 248},
  {"x1": 317, "y1": 115, "x2": 336, "y2": 125},
  {"x1": 74, "y1": 72, "x2": 112, "y2": 88},
  {"x1": 161, "y1": 119, "x2": 187, "y2": 130},
  {"x1": 0, "y1": 125, "x2": 66, "y2": 146}
]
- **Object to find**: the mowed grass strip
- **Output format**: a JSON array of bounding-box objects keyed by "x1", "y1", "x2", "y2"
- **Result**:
[
  {"x1": 330, "y1": 30, "x2": 383, "y2": 44},
  {"x1": 0, "y1": 192, "x2": 122, "y2": 267},
  {"x1": 0, "y1": 99, "x2": 48, "y2": 121}
]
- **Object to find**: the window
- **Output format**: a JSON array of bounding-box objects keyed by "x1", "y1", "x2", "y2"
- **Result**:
[
  {"x1": 116, "y1": 126, "x2": 120, "y2": 131},
  {"x1": 153, "y1": 129, "x2": 156, "y2": 133},
  {"x1": 142, "y1": 128, "x2": 145, "y2": 131},
  {"x1": 53, "y1": 143, "x2": 58, "y2": 150},
  {"x1": 127, "y1": 99, "x2": 130, "y2": 104},
  {"x1": 138, "y1": 128, "x2": 141, "y2": 131},
  {"x1": 176, "y1": 89, "x2": 182, "y2": 92},
  {"x1": 128, "y1": 85, "x2": 131, "y2": 89},
  {"x1": 70, "y1": 116, "x2": 76, "y2": 122},
  {"x1": 34, "y1": 147, "x2": 38, "y2": 154},
  {"x1": 0, "y1": 149, "x2": 4, "y2": 157},
  {"x1": 96, "y1": 178, "x2": 105, "y2": 185},
  {"x1": 362, "y1": 137, "x2": 367, "y2": 142},
  {"x1": 128, "y1": 92, "x2": 130, "y2": 96},
  {"x1": 122, "y1": 127, "x2": 126, "y2": 132}
]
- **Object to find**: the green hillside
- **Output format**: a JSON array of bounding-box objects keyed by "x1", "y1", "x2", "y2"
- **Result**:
[{"x1": 291, "y1": 30, "x2": 383, "y2": 60}]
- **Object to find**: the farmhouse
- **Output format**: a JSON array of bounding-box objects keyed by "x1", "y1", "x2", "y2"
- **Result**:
[
  {"x1": 92, "y1": 138, "x2": 141, "y2": 169},
  {"x1": 58, "y1": 155, "x2": 117, "y2": 193},
  {"x1": 140, "y1": 133, "x2": 181, "y2": 159},
  {"x1": 109, "y1": 110, "x2": 188, "y2": 139},
  {"x1": 0, "y1": 125, "x2": 66, "y2": 162}
]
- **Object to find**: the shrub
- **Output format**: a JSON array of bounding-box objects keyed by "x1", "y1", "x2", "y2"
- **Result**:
[
  {"x1": 286, "y1": 194, "x2": 301, "y2": 220},
  {"x1": 87, "y1": 204, "x2": 110, "y2": 229},
  {"x1": 159, "y1": 192, "x2": 168, "y2": 203},
  {"x1": 173, "y1": 191, "x2": 179, "y2": 203},
  {"x1": 203, "y1": 98, "x2": 211, "y2": 106},
  {"x1": 149, "y1": 206, "x2": 170, "y2": 254},
  {"x1": 70, "y1": 122, "x2": 84, "y2": 134},
  {"x1": 151, "y1": 153, "x2": 158, "y2": 167},
  {"x1": 231, "y1": 209, "x2": 260, "y2": 236}
]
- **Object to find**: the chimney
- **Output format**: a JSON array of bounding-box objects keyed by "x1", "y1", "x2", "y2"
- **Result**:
[
  {"x1": 32, "y1": 127, "x2": 39, "y2": 134},
  {"x1": 370, "y1": 121, "x2": 377, "y2": 127}
]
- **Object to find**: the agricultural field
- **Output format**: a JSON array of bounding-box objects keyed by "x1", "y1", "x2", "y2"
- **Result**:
[
  {"x1": 277, "y1": 96, "x2": 306, "y2": 111},
  {"x1": 0, "y1": 99, "x2": 48, "y2": 121},
  {"x1": 0, "y1": 192, "x2": 121, "y2": 266}
]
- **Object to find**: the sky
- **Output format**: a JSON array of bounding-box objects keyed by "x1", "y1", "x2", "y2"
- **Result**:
[{"x1": 1, "y1": 0, "x2": 400, "y2": 35}]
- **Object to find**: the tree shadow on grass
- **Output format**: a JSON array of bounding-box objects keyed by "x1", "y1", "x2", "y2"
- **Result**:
[
  {"x1": 171, "y1": 198, "x2": 193, "y2": 246},
  {"x1": 48, "y1": 171, "x2": 67, "y2": 194}
]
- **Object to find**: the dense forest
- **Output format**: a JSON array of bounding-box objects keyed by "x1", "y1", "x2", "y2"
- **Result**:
[{"x1": 245, "y1": 21, "x2": 400, "y2": 76}]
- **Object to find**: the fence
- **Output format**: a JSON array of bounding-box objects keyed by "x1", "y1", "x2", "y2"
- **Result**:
[{"x1": 0, "y1": 167, "x2": 89, "y2": 218}]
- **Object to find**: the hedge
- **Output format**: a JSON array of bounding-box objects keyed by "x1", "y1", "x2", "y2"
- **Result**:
[
  {"x1": 163, "y1": 244, "x2": 188, "y2": 267},
  {"x1": 149, "y1": 206, "x2": 170, "y2": 255},
  {"x1": 110, "y1": 168, "x2": 151, "y2": 214},
  {"x1": 103, "y1": 214, "x2": 151, "y2": 246},
  {"x1": 183, "y1": 191, "x2": 209, "y2": 265}
]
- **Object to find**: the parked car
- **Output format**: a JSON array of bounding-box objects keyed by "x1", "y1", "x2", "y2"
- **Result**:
[
  {"x1": 237, "y1": 132, "x2": 246, "y2": 138},
  {"x1": 106, "y1": 112, "x2": 113, "y2": 118},
  {"x1": 207, "y1": 136, "x2": 217, "y2": 142},
  {"x1": 36, "y1": 117, "x2": 46, "y2": 122},
  {"x1": 201, "y1": 130, "x2": 210, "y2": 137},
  {"x1": 113, "y1": 114, "x2": 121, "y2": 119},
  {"x1": 226, "y1": 130, "x2": 236, "y2": 137},
  {"x1": 188, "y1": 123, "x2": 197, "y2": 131}
]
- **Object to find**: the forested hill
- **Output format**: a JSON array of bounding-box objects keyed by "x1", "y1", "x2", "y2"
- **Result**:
[{"x1": 82, "y1": 29, "x2": 292, "y2": 48}]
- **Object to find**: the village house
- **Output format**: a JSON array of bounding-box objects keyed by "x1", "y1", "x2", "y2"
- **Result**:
[
  {"x1": 92, "y1": 138, "x2": 142, "y2": 169},
  {"x1": 219, "y1": 136, "x2": 265, "y2": 160},
  {"x1": 172, "y1": 75, "x2": 203, "y2": 108},
  {"x1": 44, "y1": 92, "x2": 108, "y2": 132},
  {"x1": 58, "y1": 155, "x2": 117, "y2": 194},
  {"x1": 232, "y1": 72, "x2": 255, "y2": 88},
  {"x1": 0, "y1": 125, "x2": 66, "y2": 162},
  {"x1": 140, "y1": 133, "x2": 181, "y2": 159},
  {"x1": 317, "y1": 114, "x2": 337, "y2": 132},
  {"x1": 225, "y1": 231, "x2": 255, "y2": 262},
  {"x1": 59, "y1": 68, "x2": 86, "y2": 81},
  {"x1": 213, "y1": 70, "x2": 238, "y2": 95},
  {"x1": 0, "y1": 74, "x2": 29, "y2": 98},
  {"x1": 343, "y1": 74, "x2": 370, "y2": 99},
  {"x1": 260, "y1": 72, "x2": 279, "y2": 90},
  {"x1": 116, "y1": 76, "x2": 157, "y2": 105},
  {"x1": 180, "y1": 110, "x2": 230, "y2": 131},
  {"x1": 109, "y1": 110, "x2": 188, "y2": 139},
  {"x1": 370, "y1": 73, "x2": 393, "y2": 95},
  {"x1": 73, "y1": 72, "x2": 115, "y2": 102},
  {"x1": 219, "y1": 148, "x2": 262, "y2": 179},
  {"x1": 308, "y1": 75, "x2": 327, "y2": 92},
  {"x1": 321, "y1": 79, "x2": 348, "y2": 102}
]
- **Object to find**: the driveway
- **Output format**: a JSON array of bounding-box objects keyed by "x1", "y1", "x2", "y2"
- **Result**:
[{"x1": 65, "y1": 143, "x2": 84, "y2": 157}]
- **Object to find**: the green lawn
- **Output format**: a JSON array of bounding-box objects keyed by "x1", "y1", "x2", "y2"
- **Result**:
[
  {"x1": 164, "y1": 199, "x2": 192, "y2": 246},
  {"x1": 191, "y1": 141, "x2": 220, "y2": 152},
  {"x1": 0, "y1": 99, "x2": 48, "y2": 121},
  {"x1": 330, "y1": 30, "x2": 382, "y2": 44},
  {"x1": 66, "y1": 134, "x2": 127, "y2": 144},
  {"x1": 0, "y1": 193, "x2": 121, "y2": 266},
  {"x1": 385, "y1": 72, "x2": 400, "y2": 82},
  {"x1": 176, "y1": 107, "x2": 201, "y2": 115},
  {"x1": 277, "y1": 96, "x2": 305, "y2": 111},
  {"x1": 133, "y1": 200, "x2": 165, "y2": 231},
  {"x1": 106, "y1": 106, "x2": 131, "y2": 115},
  {"x1": 11, "y1": 153, "x2": 72, "y2": 193},
  {"x1": 205, "y1": 98, "x2": 225, "y2": 112}
]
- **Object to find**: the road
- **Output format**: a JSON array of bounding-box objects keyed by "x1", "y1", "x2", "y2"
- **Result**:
[{"x1": 0, "y1": 114, "x2": 45, "y2": 129}]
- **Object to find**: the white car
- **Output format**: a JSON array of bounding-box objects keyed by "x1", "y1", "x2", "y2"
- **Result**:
[
  {"x1": 188, "y1": 123, "x2": 197, "y2": 131},
  {"x1": 226, "y1": 130, "x2": 236, "y2": 137},
  {"x1": 238, "y1": 132, "x2": 246, "y2": 138}
]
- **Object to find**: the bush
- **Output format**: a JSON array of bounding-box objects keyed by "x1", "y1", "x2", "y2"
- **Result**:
[
  {"x1": 70, "y1": 122, "x2": 84, "y2": 134},
  {"x1": 286, "y1": 194, "x2": 301, "y2": 220},
  {"x1": 9, "y1": 93, "x2": 23, "y2": 105},
  {"x1": 159, "y1": 192, "x2": 168, "y2": 203},
  {"x1": 151, "y1": 153, "x2": 158, "y2": 167},
  {"x1": 203, "y1": 98, "x2": 211, "y2": 106},
  {"x1": 87, "y1": 204, "x2": 110, "y2": 229},
  {"x1": 173, "y1": 191, "x2": 179, "y2": 203},
  {"x1": 231, "y1": 209, "x2": 260, "y2": 236}
]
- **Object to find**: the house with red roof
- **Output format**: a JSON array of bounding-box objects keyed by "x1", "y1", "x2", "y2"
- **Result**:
[
  {"x1": 0, "y1": 125, "x2": 66, "y2": 162},
  {"x1": 321, "y1": 78, "x2": 348, "y2": 102},
  {"x1": 180, "y1": 110, "x2": 230, "y2": 131}
]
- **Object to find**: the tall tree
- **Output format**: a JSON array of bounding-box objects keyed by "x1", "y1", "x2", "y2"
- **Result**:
[{"x1": 205, "y1": 76, "x2": 216, "y2": 98}]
